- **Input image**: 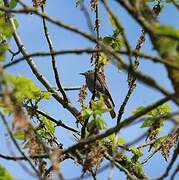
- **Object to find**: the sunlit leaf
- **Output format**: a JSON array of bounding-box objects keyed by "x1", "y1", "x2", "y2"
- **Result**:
[
  {"x1": 13, "y1": 130, "x2": 26, "y2": 141},
  {"x1": 107, "y1": 134, "x2": 126, "y2": 145},
  {"x1": 81, "y1": 108, "x2": 93, "y2": 119},
  {"x1": 4, "y1": 75, "x2": 41, "y2": 102},
  {"x1": 0, "y1": 43, "x2": 8, "y2": 62},
  {"x1": 37, "y1": 116, "x2": 55, "y2": 138},
  {"x1": 10, "y1": 0, "x2": 17, "y2": 9},
  {"x1": 88, "y1": 117, "x2": 106, "y2": 130},
  {"x1": 0, "y1": 165, "x2": 13, "y2": 180}
]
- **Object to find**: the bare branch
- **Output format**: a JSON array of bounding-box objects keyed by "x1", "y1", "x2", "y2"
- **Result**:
[{"x1": 41, "y1": 5, "x2": 68, "y2": 103}]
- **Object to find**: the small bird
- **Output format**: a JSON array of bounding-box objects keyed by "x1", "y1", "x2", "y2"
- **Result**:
[{"x1": 80, "y1": 70, "x2": 116, "y2": 119}]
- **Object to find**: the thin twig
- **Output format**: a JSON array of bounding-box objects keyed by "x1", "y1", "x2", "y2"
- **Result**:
[
  {"x1": 92, "y1": 2, "x2": 100, "y2": 101},
  {"x1": 171, "y1": 0, "x2": 179, "y2": 9},
  {"x1": 81, "y1": 2, "x2": 101, "y2": 139},
  {"x1": 40, "y1": 86, "x2": 82, "y2": 92},
  {"x1": 63, "y1": 96, "x2": 169, "y2": 154},
  {"x1": 79, "y1": 1, "x2": 95, "y2": 34},
  {"x1": 4, "y1": 49, "x2": 179, "y2": 71},
  {"x1": 10, "y1": 14, "x2": 80, "y2": 119},
  {"x1": 105, "y1": 153, "x2": 138, "y2": 180},
  {"x1": 170, "y1": 164, "x2": 179, "y2": 180},
  {"x1": 70, "y1": 163, "x2": 110, "y2": 180},
  {"x1": 3, "y1": 48, "x2": 99, "y2": 68},
  {"x1": 0, "y1": 111, "x2": 41, "y2": 178},
  {"x1": 0, "y1": 5, "x2": 178, "y2": 104},
  {"x1": 0, "y1": 153, "x2": 49, "y2": 161},
  {"x1": 41, "y1": 5, "x2": 68, "y2": 103},
  {"x1": 63, "y1": 86, "x2": 81, "y2": 91},
  {"x1": 34, "y1": 108, "x2": 79, "y2": 134},
  {"x1": 141, "y1": 146, "x2": 161, "y2": 165},
  {"x1": 102, "y1": 0, "x2": 132, "y2": 65},
  {"x1": 8, "y1": 48, "x2": 20, "y2": 61}
]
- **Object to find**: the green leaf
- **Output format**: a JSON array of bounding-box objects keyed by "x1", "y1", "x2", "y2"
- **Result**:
[
  {"x1": 39, "y1": 91, "x2": 52, "y2": 100},
  {"x1": 36, "y1": 116, "x2": 55, "y2": 139},
  {"x1": 0, "y1": 18, "x2": 14, "y2": 39},
  {"x1": 131, "y1": 147, "x2": 143, "y2": 157},
  {"x1": 99, "y1": 53, "x2": 108, "y2": 66},
  {"x1": 154, "y1": 24, "x2": 179, "y2": 37},
  {"x1": 0, "y1": 165, "x2": 13, "y2": 180},
  {"x1": 117, "y1": 137, "x2": 126, "y2": 145},
  {"x1": 124, "y1": 159, "x2": 145, "y2": 178},
  {"x1": 154, "y1": 24, "x2": 179, "y2": 55},
  {"x1": 147, "y1": 103, "x2": 170, "y2": 116},
  {"x1": 132, "y1": 106, "x2": 145, "y2": 115},
  {"x1": 107, "y1": 134, "x2": 126, "y2": 145},
  {"x1": 91, "y1": 96, "x2": 110, "y2": 115},
  {"x1": 132, "y1": 161, "x2": 144, "y2": 178},
  {"x1": 140, "y1": 117, "x2": 155, "y2": 128},
  {"x1": 81, "y1": 108, "x2": 93, "y2": 119},
  {"x1": 133, "y1": 103, "x2": 171, "y2": 129},
  {"x1": 102, "y1": 36, "x2": 113, "y2": 45},
  {"x1": 0, "y1": 0, "x2": 4, "y2": 6},
  {"x1": 88, "y1": 118, "x2": 106, "y2": 130},
  {"x1": 10, "y1": 0, "x2": 17, "y2": 9},
  {"x1": 13, "y1": 130, "x2": 26, "y2": 141},
  {"x1": 4, "y1": 75, "x2": 41, "y2": 102},
  {"x1": 133, "y1": 103, "x2": 170, "y2": 117},
  {"x1": 0, "y1": 43, "x2": 8, "y2": 62},
  {"x1": 158, "y1": 38, "x2": 178, "y2": 55},
  {"x1": 102, "y1": 29, "x2": 124, "y2": 52}
]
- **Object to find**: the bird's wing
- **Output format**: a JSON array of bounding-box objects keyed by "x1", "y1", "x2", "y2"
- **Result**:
[{"x1": 97, "y1": 74, "x2": 115, "y2": 107}]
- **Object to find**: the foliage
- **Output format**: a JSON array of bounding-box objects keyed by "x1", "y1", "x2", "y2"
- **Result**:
[
  {"x1": 3, "y1": 74, "x2": 51, "y2": 103},
  {"x1": 107, "y1": 134, "x2": 126, "y2": 145},
  {"x1": 81, "y1": 96, "x2": 110, "y2": 119},
  {"x1": 0, "y1": 0, "x2": 178, "y2": 179},
  {"x1": 9, "y1": 0, "x2": 17, "y2": 9},
  {"x1": 102, "y1": 29, "x2": 124, "y2": 51},
  {"x1": 0, "y1": 0, "x2": 18, "y2": 61},
  {"x1": 133, "y1": 103, "x2": 170, "y2": 128},
  {"x1": 0, "y1": 165, "x2": 13, "y2": 180},
  {"x1": 131, "y1": 147, "x2": 144, "y2": 162},
  {"x1": 35, "y1": 116, "x2": 55, "y2": 139}
]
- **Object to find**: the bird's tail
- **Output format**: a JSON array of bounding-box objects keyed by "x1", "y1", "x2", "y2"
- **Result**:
[{"x1": 104, "y1": 98, "x2": 116, "y2": 119}]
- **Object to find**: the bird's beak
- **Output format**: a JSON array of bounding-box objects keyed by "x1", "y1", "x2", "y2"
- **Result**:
[{"x1": 79, "y1": 72, "x2": 85, "y2": 76}]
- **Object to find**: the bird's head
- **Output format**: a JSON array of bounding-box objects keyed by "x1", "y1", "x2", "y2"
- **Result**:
[{"x1": 80, "y1": 70, "x2": 94, "y2": 77}]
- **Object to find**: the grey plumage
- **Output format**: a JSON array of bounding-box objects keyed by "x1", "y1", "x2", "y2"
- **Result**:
[{"x1": 80, "y1": 70, "x2": 116, "y2": 119}]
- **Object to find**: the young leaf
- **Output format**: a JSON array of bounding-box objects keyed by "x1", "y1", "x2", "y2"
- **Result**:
[
  {"x1": 81, "y1": 108, "x2": 93, "y2": 119},
  {"x1": 91, "y1": 96, "x2": 109, "y2": 115},
  {"x1": 0, "y1": 165, "x2": 13, "y2": 180},
  {"x1": 88, "y1": 118, "x2": 106, "y2": 131},
  {"x1": 107, "y1": 134, "x2": 126, "y2": 145},
  {"x1": 4, "y1": 75, "x2": 41, "y2": 102},
  {"x1": 10, "y1": 0, "x2": 17, "y2": 9},
  {"x1": 13, "y1": 130, "x2": 26, "y2": 141},
  {"x1": 37, "y1": 116, "x2": 55, "y2": 138},
  {"x1": 0, "y1": 43, "x2": 8, "y2": 62}
]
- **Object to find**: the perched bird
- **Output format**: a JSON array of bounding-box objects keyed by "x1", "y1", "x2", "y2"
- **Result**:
[{"x1": 80, "y1": 70, "x2": 116, "y2": 119}]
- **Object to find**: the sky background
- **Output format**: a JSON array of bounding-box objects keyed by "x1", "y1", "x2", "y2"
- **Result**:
[{"x1": 0, "y1": 0, "x2": 179, "y2": 179}]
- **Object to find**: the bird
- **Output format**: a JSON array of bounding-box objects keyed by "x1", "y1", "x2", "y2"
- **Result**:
[{"x1": 80, "y1": 70, "x2": 116, "y2": 119}]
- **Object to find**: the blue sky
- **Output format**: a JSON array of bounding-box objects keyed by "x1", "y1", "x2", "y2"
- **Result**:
[{"x1": 0, "y1": 0, "x2": 179, "y2": 179}]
